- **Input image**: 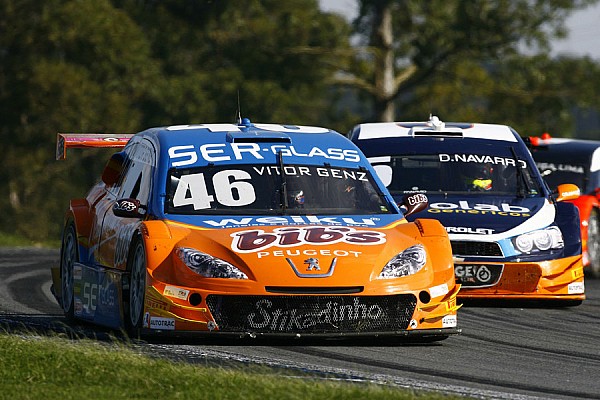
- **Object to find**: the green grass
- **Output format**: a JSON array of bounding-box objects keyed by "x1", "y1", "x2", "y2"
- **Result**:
[
  {"x1": 0, "y1": 231, "x2": 59, "y2": 249},
  {"x1": 0, "y1": 333, "x2": 463, "y2": 400}
]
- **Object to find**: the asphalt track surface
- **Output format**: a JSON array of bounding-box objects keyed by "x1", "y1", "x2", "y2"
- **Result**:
[{"x1": 1, "y1": 247, "x2": 599, "y2": 400}]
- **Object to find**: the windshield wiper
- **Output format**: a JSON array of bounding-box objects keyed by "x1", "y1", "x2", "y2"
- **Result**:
[
  {"x1": 278, "y1": 150, "x2": 288, "y2": 214},
  {"x1": 510, "y1": 147, "x2": 530, "y2": 198}
]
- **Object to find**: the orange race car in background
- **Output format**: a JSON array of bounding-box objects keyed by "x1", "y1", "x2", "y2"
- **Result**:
[{"x1": 51, "y1": 119, "x2": 460, "y2": 341}]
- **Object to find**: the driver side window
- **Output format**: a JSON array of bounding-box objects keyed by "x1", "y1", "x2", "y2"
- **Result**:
[{"x1": 118, "y1": 141, "x2": 155, "y2": 205}]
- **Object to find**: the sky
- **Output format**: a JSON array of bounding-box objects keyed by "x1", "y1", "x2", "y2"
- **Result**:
[{"x1": 319, "y1": 0, "x2": 600, "y2": 59}]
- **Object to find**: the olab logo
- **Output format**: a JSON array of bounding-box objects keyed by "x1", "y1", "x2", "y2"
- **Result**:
[{"x1": 428, "y1": 201, "x2": 531, "y2": 217}]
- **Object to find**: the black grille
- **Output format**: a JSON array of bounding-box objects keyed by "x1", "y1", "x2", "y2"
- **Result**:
[
  {"x1": 265, "y1": 286, "x2": 363, "y2": 294},
  {"x1": 206, "y1": 294, "x2": 416, "y2": 334},
  {"x1": 451, "y1": 241, "x2": 503, "y2": 257}
]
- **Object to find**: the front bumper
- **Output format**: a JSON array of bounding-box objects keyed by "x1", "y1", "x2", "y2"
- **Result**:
[
  {"x1": 456, "y1": 254, "x2": 585, "y2": 301},
  {"x1": 140, "y1": 280, "x2": 461, "y2": 338}
]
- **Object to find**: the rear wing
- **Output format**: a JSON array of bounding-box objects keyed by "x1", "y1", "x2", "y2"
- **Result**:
[{"x1": 56, "y1": 133, "x2": 134, "y2": 160}]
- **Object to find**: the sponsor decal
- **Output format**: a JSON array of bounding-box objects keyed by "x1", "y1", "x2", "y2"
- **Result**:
[
  {"x1": 536, "y1": 162, "x2": 585, "y2": 174},
  {"x1": 568, "y1": 282, "x2": 585, "y2": 294},
  {"x1": 74, "y1": 299, "x2": 83, "y2": 316},
  {"x1": 561, "y1": 190, "x2": 580, "y2": 198},
  {"x1": 163, "y1": 285, "x2": 190, "y2": 300},
  {"x1": 442, "y1": 315, "x2": 457, "y2": 328},
  {"x1": 82, "y1": 282, "x2": 98, "y2": 313},
  {"x1": 258, "y1": 248, "x2": 361, "y2": 259},
  {"x1": 428, "y1": 201, "x2": 531, "y2": 217},
  {"x1": 149, "y1": 316, "x2": 176, "y2": 330},
  {"x1": 446, "y1": 227, "x2": 495, "y2": 235},
  {"x1": 409, "y1": 319, "x2": 418, "y2": 329},
  {"x1": 429, "y1": 283, "x2": 449, "y2": 298},
  {"x1": 169, "y1": 143, "x2": 361, "y2": 167},
  {"x1": 113, "y1": 199, "x2": 138, "y2": 213},
  {"x1": 143, "y1": 312, "x2": 150, "y2": 328},
  {"x1": 455, "y1": 264, "x2": 503, "y2": 287},
  {"x1": 439, "y1": 153, "x2": 527, "y2": 168},
  {"x1": 73, "y1": 264, "x2": 83, "y2": 280},
  {"x1": 231, "y1": 226, "x2": 385, "y2": 253},
  {"x1": 247, "y1": 298, "x2": 384, "y2": 331},
  {"x1": 202, "y1": 215, "x2": 379, "y2": 228},
  {"x1": 145, "y1": 298, "x2": 170, "y2": 311},
  {"x1": 98, "y1": 277, "x2": 117, "y2": 308}
]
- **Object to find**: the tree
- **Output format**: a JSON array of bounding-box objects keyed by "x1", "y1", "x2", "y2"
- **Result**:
[
  {"x1": 0, "y1": 0, "x2": 354, "y2": 242},
  {"x1": 337, "y1": 0, "x2": 599, "y2": 122}
]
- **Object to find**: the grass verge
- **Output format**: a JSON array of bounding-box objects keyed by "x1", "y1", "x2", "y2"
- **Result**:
[
  {"x1": 0, "y1": 333, "x2": 463, "y2": 400},
  {"x1": 0, "y1": 231, "x2": 59, "y2": 248}
]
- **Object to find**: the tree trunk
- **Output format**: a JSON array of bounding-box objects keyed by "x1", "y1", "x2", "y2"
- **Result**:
[{"x1": 371, "y1": 1, "x2": 395, "y2": 122}]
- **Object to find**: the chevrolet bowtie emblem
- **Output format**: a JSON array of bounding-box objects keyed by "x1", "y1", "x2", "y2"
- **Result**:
[{"x1": 286, "y1": 257, "x2": 336, "y2": 278}]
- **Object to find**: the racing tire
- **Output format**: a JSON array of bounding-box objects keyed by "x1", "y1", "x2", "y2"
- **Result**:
[
  {"x1": 124, "y1": 234, "x2": 147, "y2": 338},
  {"x1": 60, "y1": 222, "x2": 78, "y2": 322},
  {"x1": 586, "y1": 208, "x2": 600, "y2": 278}
]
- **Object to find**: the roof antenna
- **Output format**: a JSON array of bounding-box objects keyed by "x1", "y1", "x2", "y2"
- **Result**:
[{"x1": 236, "y1": 90, "x2": 242, "y2": 125}]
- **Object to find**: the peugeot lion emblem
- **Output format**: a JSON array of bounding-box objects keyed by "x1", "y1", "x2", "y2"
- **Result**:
[
  {"x1": 304, "y1": 257, "x2": 321, "y2": 271},
  {"x1": 286, "y1": 257, "x2": 336, "y2": 278}
]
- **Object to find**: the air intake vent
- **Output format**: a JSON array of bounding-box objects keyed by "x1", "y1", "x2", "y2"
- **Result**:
[
  {"x1": 265, "y1": 286, "x2": 363, "y2": 294},
  {"x1": 206, "y1": 294, "x2": 416, "y2": 334},
  {"x1": 227, "y1": 131, "x2": 291, "y2": 143},
  {"x1": 232, "y1": 137, "x2": 291, "y2": 143},
  {"x1": 412, "y1": 130, "x2": 463, "y2": 137},
  {"x1": 451, "y1": 241, "x2": 503, "y2": 257}
]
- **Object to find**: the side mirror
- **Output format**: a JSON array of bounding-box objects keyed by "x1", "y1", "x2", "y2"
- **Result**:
[
  {"x1": 102, "y1": 152, "x2": 126, "y2": 186},
  {"x1": 554, "y1": 183, "x2": 580, "y2": 202},
  {"x1": 113, "y1": 198, "x2": 146, "y2": 219},
  {"x1": 400, "y1": 193, "x2": 428, "y2": 217}
]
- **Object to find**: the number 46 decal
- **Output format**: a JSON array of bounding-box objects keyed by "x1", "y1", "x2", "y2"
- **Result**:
[{"x1": 173, "y1": 170, "x2": 256, "y2": 209}]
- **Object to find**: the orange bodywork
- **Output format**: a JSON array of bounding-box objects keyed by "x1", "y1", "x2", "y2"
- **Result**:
[
  {"x1": 137, "y1": 218, "x2": 460, "y2": 334},
  {"x1": 456, "y1": 255, "x2": 585, "y2": 301}
]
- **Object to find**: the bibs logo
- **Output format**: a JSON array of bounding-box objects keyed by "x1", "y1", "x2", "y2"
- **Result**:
[
  {"x1": 231, "y1": 226, "x2": 386, "y2": 253},
  {"x1": 428, "y1": 201, "x2": 531, "y2": 217}
]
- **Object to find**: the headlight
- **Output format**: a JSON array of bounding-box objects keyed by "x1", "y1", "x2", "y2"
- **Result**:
[
  {"x1": 378, "y1": 244, "x2": 427, "y2": 279},
  {"x1": 513, "y1": 226, "x2": 564, "y2": 254},
  {"x1": 176, "y1": 247, "x2": 248, "y2": 279}
]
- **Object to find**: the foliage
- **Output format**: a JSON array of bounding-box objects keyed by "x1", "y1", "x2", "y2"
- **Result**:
[
  {"x1": 0, "y1": 0, "x2": 352, "y2": 241},
  {"x1": 340, "y1": 0, "x2": 600, "y2": 122},
  {"x1": 1, "y1": 0, "x2": 600, "y2": 243}
]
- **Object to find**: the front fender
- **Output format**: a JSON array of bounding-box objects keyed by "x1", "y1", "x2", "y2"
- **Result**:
[{"x1": 555, "y1": 202, "x2": 582, "y2": 257}]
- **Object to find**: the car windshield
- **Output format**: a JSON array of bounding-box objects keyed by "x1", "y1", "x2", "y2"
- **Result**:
[
  {"x1": 165, "y1": 164, "x2": 392, "y2": 215},
  {"x1": 536, "y1": 161, "x2": 587, "y2": 191},
  {"x1": 373, "y1": 150, "x2": 543, "y2": 197}
]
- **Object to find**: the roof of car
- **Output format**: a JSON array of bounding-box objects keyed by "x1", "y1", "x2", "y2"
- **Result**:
[
  {"x1": 528, "y1": 136, "x2": 600, "y2": 172},
  {"x1": 135, "y1": 120, "x2": 368, "y2": 169},
  {"x1": 350, "y1": 117, "x2": 519, "y2": 142},
  {"x1": 528, "y1": 136, "x2": 600, "y2": 154}
]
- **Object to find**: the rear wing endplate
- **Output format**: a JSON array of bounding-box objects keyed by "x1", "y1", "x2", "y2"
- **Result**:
[{"x1": 56, "y1": 133, "x2": 134, "y2": 160}]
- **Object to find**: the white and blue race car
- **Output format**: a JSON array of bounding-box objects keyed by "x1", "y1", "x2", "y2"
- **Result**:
[{"x1": 350, "y1": 116, "x2": 585, "y2": 305}]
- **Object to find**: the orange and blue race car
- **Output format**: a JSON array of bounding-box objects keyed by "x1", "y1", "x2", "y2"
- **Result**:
[
  {"x1": 527, "y1": 133, "x2": 600, "y2": 277},
  {"x1": 50, "y1": 119, "x2": 460, "y2": 340},
  {"x1": 351, "y1": 116, "x2": 585, "y2": 306}
]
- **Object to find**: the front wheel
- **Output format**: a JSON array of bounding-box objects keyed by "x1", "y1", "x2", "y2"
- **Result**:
[
  {"x1": 124, "y1": 235, "x2": 147, "y2": 337},
  {"x1": 586, "y1": 208, "x2": 600, "y2": 278},
  {"x1": 60, "y1": 223, "x2": 78, "y2": 322}
]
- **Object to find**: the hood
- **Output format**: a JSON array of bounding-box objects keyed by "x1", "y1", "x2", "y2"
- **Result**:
[
  {"x1": 162, "y1": 215, "x2": 433, "y2": 287},
  {"x1": 402, "y1": 194, "x2": 555, "y2": 241}
]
